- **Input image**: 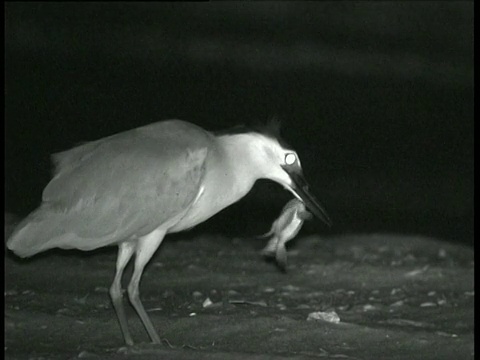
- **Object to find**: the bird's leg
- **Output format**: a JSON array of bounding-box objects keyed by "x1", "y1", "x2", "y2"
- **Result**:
[
  {"x1": 127, "y1": 228, "x2": 165, "y2": 344},
  {"x1": 110, "y1": 242, "x2": 136, "y2": 346}
]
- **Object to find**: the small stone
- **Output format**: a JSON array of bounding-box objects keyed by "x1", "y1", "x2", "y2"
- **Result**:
[
  {"x1": 390, "y1": 300, "x2": 404, "y2": 307},
  {"x1": 263, "y1": 287, "x2": 276, "y2": 293},
  {"x1": 296, "y1": 304, "x2": 311, "y2": 309},
  {"x1": 420, "y1": 302, "x2": 437, "y2": 307},
  {"x1": 282, "y1": 285, "x2": 301, "y2": 292},
  {"x1": 404, "y1": 265, "x2": 429, "y2": 277},
  {"x1": 192, "y1": 291, "x2": 203, "y2": 298},
  {"x1": 189, "y1": 312, "x2": 196, "y2": 317},
  {"x1": 307, "y1": 310, "x2": 340, "y2": 323},
  {"x1": 436, "y1": 331, "x2": 457, "y2": 338},
  {"x1": 78, "y1": 350, "x2": 98, "y2": 358},
  {"x1": 428, "y1": 291, "x2": 436, "y2": 296},
  {"x1": 95, "y1": 303, "x2": 109, "y2": 309},
  {"x1": 202, "y1": 298, "x2": 213, "y2": 308},
  {"x1": 94, "y1": 286, "x2": 109, "y2": 293},
  {"x1": 437, "y1": 299, "x2": 447, "y2": 306},
  {"x1": 390, "y1": 288, "x2": 402, "y2": 296},
  {"x1": 117, "y1": 347, "x2": 129, "y2": 354},
  {"x1": 385, "y1": 319, "x2": 430, "y2": 328},
  {"x1": 252, "y1": 300, "x2": 268, "y2": 307},
  {"x1": 363, "y1": 304, "x2": 376, "y2": 311},
  {"x1": 146, "y1": 307, "x2": 162, "y2": 312}
]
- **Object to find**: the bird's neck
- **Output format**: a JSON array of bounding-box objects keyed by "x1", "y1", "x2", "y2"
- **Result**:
[
  {"x1": 168, "y1": 133, "x2": 269, "y2": 232},
  {"x1": 215, "y1": 133, "x2": 266, "y2": 195}
]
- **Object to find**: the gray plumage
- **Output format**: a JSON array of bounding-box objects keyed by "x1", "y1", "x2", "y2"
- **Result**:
[{"x1": 8, "y1": 120, "x2": 210, "y2": 256}]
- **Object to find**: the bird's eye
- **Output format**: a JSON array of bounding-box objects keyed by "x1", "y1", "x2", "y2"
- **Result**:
[{"x1": 285, "y1": 153, "x2": 296, "y2": 165}]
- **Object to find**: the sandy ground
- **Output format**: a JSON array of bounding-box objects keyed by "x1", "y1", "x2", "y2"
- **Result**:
[{"x1": 4, "y1": 216, "x2": 473, "y2": 360}]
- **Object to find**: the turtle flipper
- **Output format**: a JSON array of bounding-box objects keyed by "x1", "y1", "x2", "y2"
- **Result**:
[
  {"x1": 261, "y1": 236, "x2": 278, "y2": 258},
  {"x1": 297, "y1": 210, "x2": 313, "y2": 221}
]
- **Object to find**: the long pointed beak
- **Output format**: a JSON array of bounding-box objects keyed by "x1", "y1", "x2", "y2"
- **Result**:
[{"x1": 282, "y1": 166, "x2": 332, "y2": 227}]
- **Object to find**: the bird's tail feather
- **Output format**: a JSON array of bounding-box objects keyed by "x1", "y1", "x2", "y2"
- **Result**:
[
  {"x1": 7, "y1": 204, "x2": 122, "y2": 258},
  {"x1": 6, "y1": 205, "x2": 107, "y2": 257},
  {"x1": 6, "y1": 206, "x2": 64, "y2": 257}
]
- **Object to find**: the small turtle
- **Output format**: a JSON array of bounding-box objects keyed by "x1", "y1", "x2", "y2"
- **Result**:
[{"x1": 260, "y1": 198, "x2": 312, "y2": 271}]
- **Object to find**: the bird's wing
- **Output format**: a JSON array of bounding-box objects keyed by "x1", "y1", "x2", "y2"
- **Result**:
[{"x1": 19, "y1": 120, "x2": 212, "y2": 250}]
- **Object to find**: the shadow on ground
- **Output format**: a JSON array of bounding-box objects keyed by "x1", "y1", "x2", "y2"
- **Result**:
[{"x1": 4, "y1": 214, "x2": 473, "y2": 360}]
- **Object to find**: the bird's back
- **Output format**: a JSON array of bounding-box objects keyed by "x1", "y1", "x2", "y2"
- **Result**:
[{"x1": 7, "y1": 120, "x2": 213, "y2": 257}]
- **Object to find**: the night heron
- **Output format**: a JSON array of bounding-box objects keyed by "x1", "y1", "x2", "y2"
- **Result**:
[{"x1": 7, "y1": 119, "x2": 331, "y2": 345}]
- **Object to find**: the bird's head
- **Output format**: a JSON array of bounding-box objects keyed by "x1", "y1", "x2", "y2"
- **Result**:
[{"x1": 244, "y1": 122, "x2": 332, "y2": 227}]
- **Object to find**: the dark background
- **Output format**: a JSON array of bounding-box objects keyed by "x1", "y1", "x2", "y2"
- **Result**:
[{"x1": 5, "y1": 3, "x2": 473, "y2": 246}]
